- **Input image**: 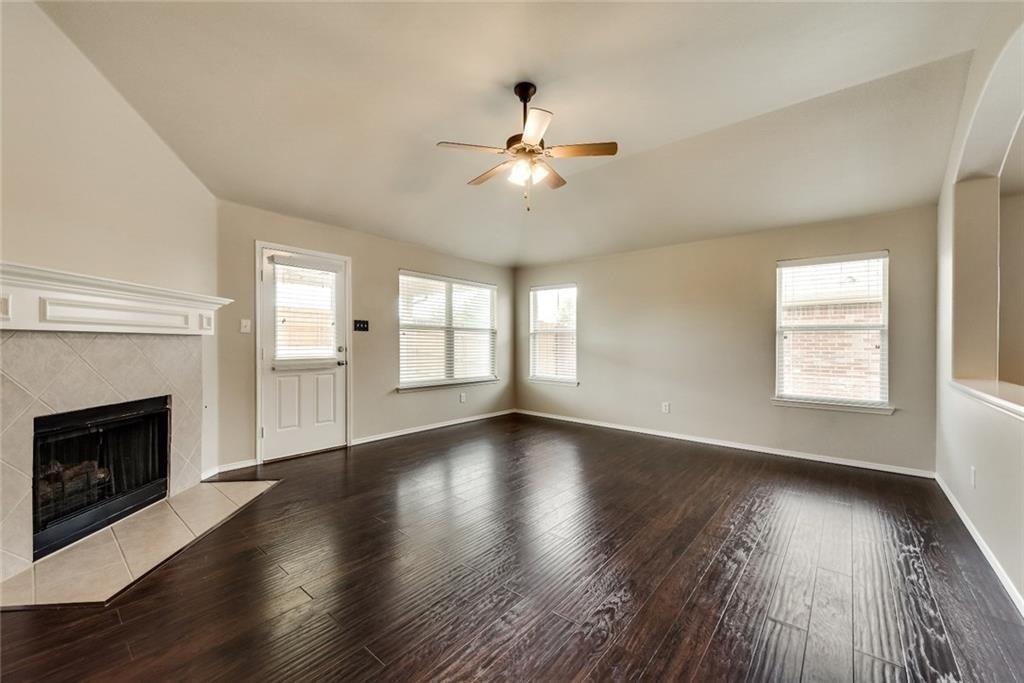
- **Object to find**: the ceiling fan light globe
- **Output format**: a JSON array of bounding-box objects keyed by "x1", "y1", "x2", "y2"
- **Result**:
[
  {"x1": 530, "y1": 162, "x2": 549, "y2": 184},
  {"x1": 508, "y1": 158, "x2": 531, "y2": 185}
]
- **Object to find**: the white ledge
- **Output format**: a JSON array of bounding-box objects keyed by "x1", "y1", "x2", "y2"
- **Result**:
[
  {"x1": 0, "y1": 262, "x2": 232, "y2": 336},
  {"x1": 950, "y1": 379, "x2": 1024, "y2": 420}
]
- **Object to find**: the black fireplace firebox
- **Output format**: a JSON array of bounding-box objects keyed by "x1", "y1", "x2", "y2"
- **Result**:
[{"x1": 33, "y1": 395, "x2": 170, "y2": 560}]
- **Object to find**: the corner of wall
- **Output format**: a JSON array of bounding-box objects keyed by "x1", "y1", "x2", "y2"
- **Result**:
[{"x1": 510, "y1": 264, "x2": 523, "y2": 409}]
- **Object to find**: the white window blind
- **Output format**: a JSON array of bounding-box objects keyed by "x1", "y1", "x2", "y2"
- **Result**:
[
  {"x1": 399, "y1": 271, "x2": 496, "y2": 388},
  {"x1": 529, "y1": 285, "x2": 577, "y2": 383},
  {"x1": 274, "y1": 263, "x2": 337, "y2": 361},
  {"x1": 776, "y1": 253, "x2": 889, "y2": 407}
]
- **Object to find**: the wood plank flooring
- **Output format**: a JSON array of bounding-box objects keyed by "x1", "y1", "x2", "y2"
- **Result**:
[{"x1": 2, "y1": 414, "x2": 1021, "y2": 681}]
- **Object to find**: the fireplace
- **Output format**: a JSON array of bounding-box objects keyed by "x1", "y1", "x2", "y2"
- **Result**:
[{"x1": 33, "y1": 395, "x2": 171, "y2": 560}]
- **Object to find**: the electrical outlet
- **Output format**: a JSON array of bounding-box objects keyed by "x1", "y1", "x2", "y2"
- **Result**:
[
  {"x1": 239, "y1": 319, "x2": 252, "y2": 334},
  {"x1": 459, "y1": 392, "x2": 467, "y2": 404},
  {"x1": 661, "y1": 401, "x2": 671, "y2": 414},
  {"x1": 971, "y1": 465, "x2": 977, "y2": 489}
]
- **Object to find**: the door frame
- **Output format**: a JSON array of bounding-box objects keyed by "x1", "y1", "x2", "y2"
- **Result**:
[{"x1": 254, "y1": 240, "x2": 353, "y2": 463}]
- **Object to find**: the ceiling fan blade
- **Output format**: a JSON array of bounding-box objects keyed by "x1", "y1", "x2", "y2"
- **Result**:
[
  {"x1": 536, "y1": 160, "x2": 566, "y2": 189},
  {"x1": 468, "y1": 159, "x2": 514, "y2": 185},
  {"x1": 437, "y1": 142, "x2": 507, "y2": 154},
  {"x1": 546, "y1": 142, "x2": 618, "y2": 158},
  {"x1": 522, "y1": 108, "x2": 553, "y2": 146}
]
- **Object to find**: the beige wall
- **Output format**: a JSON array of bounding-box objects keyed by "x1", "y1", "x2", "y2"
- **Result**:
[
  {"x1": 952, "y1": 177, "x2": 1001, "y2": 380},
  {"x1": 1000, "y1": 193, "x2": 1024, "y2": 384},
  {"x1": 216, "y1": 201, "x2": 515, "y2": 466},
  {"x1": 1, "y1": 3, "x2": 222, "y2": 474},
  {"x1": 515, "y1": 205, "x2": 937, "y2": 473}
]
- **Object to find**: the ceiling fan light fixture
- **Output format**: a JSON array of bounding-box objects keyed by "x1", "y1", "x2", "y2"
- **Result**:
[
  {"x1": 508, "y1": 158, "x2": 532, "y2": 186},
  {"x1": 530, "y1": 161, "x2": 549, "y2": 184}
]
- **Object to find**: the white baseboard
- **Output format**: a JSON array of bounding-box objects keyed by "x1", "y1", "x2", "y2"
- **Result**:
[
  {"x1": 349, "y1": 409, "x2": 516, "y2": 446},
  {"x1": 202, "y1": 458, "x2": 257, "y2": 480},
  {"x1": 513, "y1": 409, "x2": 934, "y2": 478},
  {"x1": 934, "y1": 474, "x2": 1024, "y2": 618}
]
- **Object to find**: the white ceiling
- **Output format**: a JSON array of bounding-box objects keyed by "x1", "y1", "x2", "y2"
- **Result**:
[{"x1": 41, "y1": 2, "x2": 998, "y2": 266}]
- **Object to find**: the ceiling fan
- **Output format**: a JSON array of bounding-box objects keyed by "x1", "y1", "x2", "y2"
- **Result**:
[{"x1": 437, "y1": 82, "x2": 618, "y2": 206}]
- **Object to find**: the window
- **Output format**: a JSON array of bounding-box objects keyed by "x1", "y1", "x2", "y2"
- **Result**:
[
  {"x1": 399, "y1": 271, "x2": 497, "y2": 388},
  {"x1": 775, "y1": 252, "x2": 890, "y2": 411},
  {"x1": 273, "y1": 260, "x2": 337, "y2": 361},
  {"x1": 529, "y1": 285, "x2": 578, "y2": 384}
]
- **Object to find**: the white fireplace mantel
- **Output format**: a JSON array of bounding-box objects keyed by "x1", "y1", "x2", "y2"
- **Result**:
[{"x1": 0, "y1": 262, "x2": 232, "y2": 335}]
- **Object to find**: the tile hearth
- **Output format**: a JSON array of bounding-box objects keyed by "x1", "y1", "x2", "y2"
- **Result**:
[{"x1": 0, "y1": 480, "x2": 276, "y2": 608}]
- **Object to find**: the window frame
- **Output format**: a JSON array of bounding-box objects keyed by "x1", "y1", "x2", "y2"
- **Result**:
[
  {"x1": 528, "y1": 283, "x2": 580, "y2": 386},
  {"x1": 398, "y1": 269, "x2": 498, "y2": 391},
  {"x1": 270, "y1": 254, "x2": 340, "y2": 365},
  {"x1": 772, "y1": 251, "x2": 894, "y2": 415}
]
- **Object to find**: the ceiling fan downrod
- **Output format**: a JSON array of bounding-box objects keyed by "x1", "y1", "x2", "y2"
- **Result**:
[{"x1": 514, "y1": 81, "x2": 537, "y2": 128}]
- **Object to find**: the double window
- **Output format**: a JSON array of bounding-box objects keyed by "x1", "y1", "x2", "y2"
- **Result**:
[
  {"x1": 775, "y1": 252, "x2": 890, "y2": 411},
  {"x1": 399, "y1": 271, "x2": 497, "y2": 389},
  {"x1": 529, "y1": 285, "x2": 578, "y2": 384}
]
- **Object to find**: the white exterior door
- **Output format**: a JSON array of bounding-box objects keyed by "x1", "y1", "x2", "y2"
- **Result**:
[{"x1": 258, "y1": 246, "x2": 348, "y2": 462}]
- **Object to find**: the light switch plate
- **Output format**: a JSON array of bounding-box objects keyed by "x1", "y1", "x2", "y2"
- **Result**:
[{"x1": 239, "y1": 318, "x2": 252, "y2": 334}]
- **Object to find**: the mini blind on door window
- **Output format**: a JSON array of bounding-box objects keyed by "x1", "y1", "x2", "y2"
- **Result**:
[
  {"x1": 274, "y1": 262, "x2": 337, "y2": 361},
  {"x1": 529, "y1": 285, "x2": 577, "y2": 383},
  {"x1": 399, "y1": 271, "x2": 496, "y2": 388},
  {"x1": 776, "y1": 252, "x2": 889, "y2": 406}
]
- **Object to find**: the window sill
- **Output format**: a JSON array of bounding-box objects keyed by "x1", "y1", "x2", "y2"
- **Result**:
[
  {"x1": 950, "y1": 379, "x2": 1024, "y2": 420},
  {"x1": 397, "y1": 377, "x2": 499, "y2": 393},
  {"x1": 528, "y1": 377, "x2": 579, "y2": 387},
  {"x1": 771, "y1": 397, "x2": 895, "y2": 415}
]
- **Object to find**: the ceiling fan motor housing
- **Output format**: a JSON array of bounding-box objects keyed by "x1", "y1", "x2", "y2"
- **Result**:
[{"x1": 514, "y1": 81, "x2": 537, "y2": 104}]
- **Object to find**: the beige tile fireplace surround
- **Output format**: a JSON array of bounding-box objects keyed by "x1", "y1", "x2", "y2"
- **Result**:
[
  {"x1": 1, "y1": 330, "x2": 205, "y2": 578},
  {"x1": 0, "y1": 263, "x2": 266, "y2": 608}
]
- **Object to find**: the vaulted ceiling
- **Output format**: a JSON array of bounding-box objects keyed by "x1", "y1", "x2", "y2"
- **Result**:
[{"x1": 41, "y1": 2, "x2": 1000, "y2": 265}]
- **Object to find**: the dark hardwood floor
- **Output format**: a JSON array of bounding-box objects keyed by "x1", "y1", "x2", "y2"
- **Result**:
[{"x1": 3, "y1": 414, "x2": 1022, "y2": 681}]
